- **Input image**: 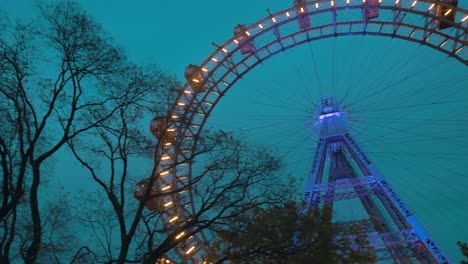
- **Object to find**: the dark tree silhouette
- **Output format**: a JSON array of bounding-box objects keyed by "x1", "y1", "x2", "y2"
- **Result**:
[
  {"x1": 203, "y1": 202, "x2": 375, "y2": 264},
  {"x1": 458, "y1": 241, "x2": 468, "y2": 264},
  {"x1": 1, "y1": 1, "x2": 289, "y2": 263},
  {"x1": 0, "y1": 1, "x2": 175, "y2": 263},
  {"x1": 69, "y1": 111, "x2": 292, "y2": 263}
]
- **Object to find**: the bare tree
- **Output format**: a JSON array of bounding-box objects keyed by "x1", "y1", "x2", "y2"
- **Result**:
[
  {"x1": 0, "y1": 1, "x2": 175, "y2": 263},
  {"x1": 1, "y1": 2, "x2": 336, "y2": 264},
  {"x1": 140, "y1": 131, "x2": 292, "y2": 264},
  {"x1": 68, "y1": 93, "x2": 293, "y2": 263},
  {"x1": 458, "y1": 241, "x2": 468, "y2": 264},
  {"x1": 204, "y1": 203, "x2": 375, "y2": 264}
]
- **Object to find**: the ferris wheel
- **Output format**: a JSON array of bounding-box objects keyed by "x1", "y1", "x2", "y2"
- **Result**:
[{"x1": 135, "y1": 0, "x2": 467, "y2": 263}]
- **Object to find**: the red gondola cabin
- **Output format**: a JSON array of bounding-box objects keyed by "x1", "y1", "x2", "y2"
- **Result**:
[
  {"x1": 184, "y1": 64, "x2": 207, "y2": 93},
  {"x1": 149, "y1": 117, "x2": 174, "y2": 143},
  {"x1": 234, "y1": 25, "x2": 255, "y2": 54},
  {"x1": 435, "y1": 0, "x2": 458, "y2": 29},
  {"x1": 294, "y1": 0, "x2": 311, "y2": 29},
  {"x1": 363, "y1": 0, "x2": 380, "y2": 21},
  {"x1": 134, "y1": 178, "x2": 165, "y2": 212}
]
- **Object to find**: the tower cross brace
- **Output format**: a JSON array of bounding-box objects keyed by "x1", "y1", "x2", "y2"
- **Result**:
[{"x1": 300, "y1": 97, "x2": 449, "y2": 263}]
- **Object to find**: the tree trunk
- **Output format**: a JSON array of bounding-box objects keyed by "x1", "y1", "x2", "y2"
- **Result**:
[{"x1": 25, "y1": 164, "x2": 42, "y2": 264}]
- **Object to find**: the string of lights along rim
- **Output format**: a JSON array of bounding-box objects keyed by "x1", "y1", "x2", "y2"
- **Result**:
[{"x1": 134, "y1": 0, "x2": 467, "y2": 263}]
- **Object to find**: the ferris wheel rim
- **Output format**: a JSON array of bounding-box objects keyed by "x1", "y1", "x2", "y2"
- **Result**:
[{"x1": 152, "y1": 0, "x2": 467, "y2": 261}]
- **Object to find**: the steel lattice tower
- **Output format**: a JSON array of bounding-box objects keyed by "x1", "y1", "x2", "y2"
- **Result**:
[{"x1": 300, "y1": 97, "x2": 450, "y2": 263}]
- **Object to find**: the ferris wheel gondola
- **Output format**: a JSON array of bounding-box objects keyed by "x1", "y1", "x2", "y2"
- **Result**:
[{"x1": 137, "y1": 0, "x2": 467, "y2": 262}]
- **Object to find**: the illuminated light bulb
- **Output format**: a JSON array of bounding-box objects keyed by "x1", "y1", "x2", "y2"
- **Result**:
[
  {"x1": 164, "y1": 142, "x2": 172, "y2": 146},
  {"x1": 201, "y1": 68, "x2": 208, "y2": 72},
  {"x1": 233, "y1": 39, "x2": 239, "y2": 44},
  {"x1": 161, "y1": 186, "x2": 171, "y2": 191},
  {"x1": 331, "y1": 0, "x2": 334, "y2": 6},
  {"x1": 222, "y1": 48, "x2": 228, "y2": 53},
  {"x1": 315, "y1": 3, "x2": 319, "y2": 8},
  {"x1": 363, "y1": 0, "x2": 366, "y2": 3},
  {"x1": 160, "y1": 170, "x2": 170, "y2": 176},
  {"x1": 300, "y1": 7, "x2": 304, "y2": 12},
  {"x1": 272, "y1": 17, "x2": 277, "y2": 23},
  {"x1": 211, "y1": 57, "x2": 218, "y2": 62},
  {"x1": 186, "y1": 246, "x2": 195, "y2": 254},
  {"x1": 258, "y1": 23, "x2": 263, "y2": 29},
  {"x1": 245, "y1": 31, "x2": 251, "y2": 36},
  {"x1": 286, "y1": 11, "x2": 290, "y2": 17},
  {"x1": 410, "y1": 31, "x2": 415, "y2": 38},
  {"x1": 428, "y1": 3, "x2": 435, "y2": 10},
  {"x1": 455, "y1": 47, "x2": 463, "y2": 54},
  {"x1": 177, "y1": 102, "x2": 185, "y2": 106},
  {"x1": 176, "y1": 232, "x2": 185, "y2": 239},
  {"x1": 395, "y1": 0, "x2": 399, "y2": 4},
  {"x1": 184, "y1": 90, "x2": 192, "y2": 94},
  {"x1": 161, "y1": 156, "x2": 170, "y2": 160},
  {"x1": 167, "y1": 128, "x2": 175, "y2": 132},
  {"x1": 171, "y1": 115, "x2": 178, "y2": 119},
  {"x1": 411, "y1": 1, "x2": 417, "y2": 7},
  {"x1": 169, "y1": 216, "x2": 178, "y2": 222},
  {"x1": 444, "y1": 9, "x2": 452, "y2": 16},
  {"x1": 462, "y1": 16, "x2": 468, "y2": 22},
  {"x1": 192, "y1": 78, "x2": 200, "y2": 83},
  {"x1": 164, "y1": 201, "x2": 173, "y2": 207},
  {"x1": 347, "y1": 0, "x2": 350, "y2": 5}
]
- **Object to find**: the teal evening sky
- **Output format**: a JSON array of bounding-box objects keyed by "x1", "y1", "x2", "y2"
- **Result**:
[{"x1": 2, "y1": 0, "x2": 467, "y2": 261}]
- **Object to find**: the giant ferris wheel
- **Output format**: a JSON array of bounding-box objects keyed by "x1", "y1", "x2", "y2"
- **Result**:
[{"x1": 134, "y1": 0, "x2": 467, "y2": 263}]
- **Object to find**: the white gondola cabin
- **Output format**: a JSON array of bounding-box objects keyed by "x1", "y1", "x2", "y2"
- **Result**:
[
  {"x1": 234, "y1": 25, "x2": 255, "y2": 54},
  {"x1": 435, "y1": 0, "x2": 458, "y2": 29},
  {"x1": 294, "y1": 0, "x2": 311, "y2": 29},
  {"x1": 184, "y1": 64, "x2": 207, "y2": 93}
]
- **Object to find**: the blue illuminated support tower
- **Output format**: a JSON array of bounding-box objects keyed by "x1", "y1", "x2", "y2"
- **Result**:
[{"x1": 300, "y1": 97, "x2": 450, "y2": 263}]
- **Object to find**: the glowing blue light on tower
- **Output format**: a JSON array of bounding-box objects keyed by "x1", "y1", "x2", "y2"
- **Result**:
[{"x1": 319, "y1": 96, "x2": 340, "y2": 122}]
